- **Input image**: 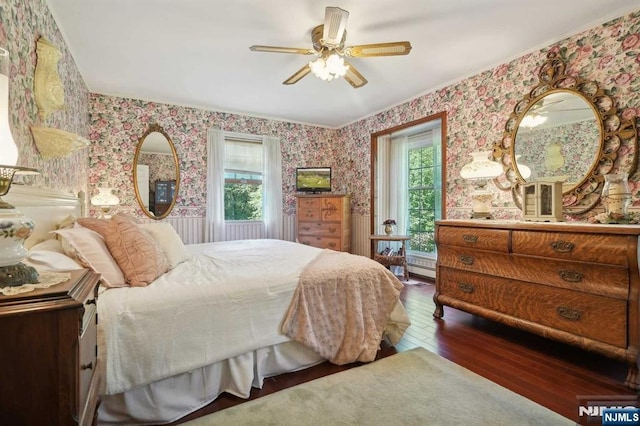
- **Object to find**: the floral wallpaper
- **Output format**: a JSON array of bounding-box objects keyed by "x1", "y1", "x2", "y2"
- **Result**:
[
  {"x1": 3, "y1": 0, "x2": 639, "y2": 224},
  {"x1": 89, "y1": 96, "x2": 336, "y2": 217},
  {"x1": 0, "y1": 0, "x2": 90, "y2": 195},
  {"x1": 334, "y1": 10, "x2": 640, "y2": 219}
]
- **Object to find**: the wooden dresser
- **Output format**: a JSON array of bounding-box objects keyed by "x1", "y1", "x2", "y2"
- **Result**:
[
  {"x1": 296, "y1": 194, "x2": 351, "y2": 252},
  {"x1": 0, "y1": 269, "x2": 102, "y2": 425},
  {"x1": 434, "y1": 219, "x2": 640, "y2": 389}
]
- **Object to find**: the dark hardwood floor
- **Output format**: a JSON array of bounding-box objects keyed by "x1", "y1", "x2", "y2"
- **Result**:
[{"x1": 176, "y1": 275, "x2": 636, "y2": 424}]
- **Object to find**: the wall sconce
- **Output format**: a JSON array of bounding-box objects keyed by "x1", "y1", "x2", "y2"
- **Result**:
[
  {"x1": 460, "y1": 150, "x2": 503, "y2": 219},
  {"x1": 91, "y1": 187, "x2": 120, "y2": 219},
  {"x1": 30, "y1": 126, "x2": 90, "y2": 159},
  {"x1": 34, "y1": 37, "x2": 65, "y2": 120}
]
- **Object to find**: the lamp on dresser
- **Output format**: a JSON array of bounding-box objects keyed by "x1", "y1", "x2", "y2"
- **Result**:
[
  {"x1": 0, "y1": 46, "x2": 39, "y2": 287},
  {"x1": 460, "y1": 150, "x2": 503, "y2": 219},
  {"x1": 91, "y1": 187, "x2": 120, "y2": 218}
]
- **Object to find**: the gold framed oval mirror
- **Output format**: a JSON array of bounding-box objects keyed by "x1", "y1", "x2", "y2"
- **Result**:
[
  {"x1": 133, "y1": 123, "x2": 180, "y2": 220},
  {"x1": 493, "y1": 52, "x2": 638, "y2": 216}
]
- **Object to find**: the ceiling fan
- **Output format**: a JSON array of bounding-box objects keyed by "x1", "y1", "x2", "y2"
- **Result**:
[{"x1": 249, "y1": 6, "x2": 412, "y2": 88}]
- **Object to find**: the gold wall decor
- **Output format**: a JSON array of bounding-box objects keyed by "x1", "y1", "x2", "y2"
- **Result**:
[
  {"x1": 30, "y1": 126, "x2": 89, "y2": 159},
  {"x1": 34, "y1": 37, "x2": 65, "y2": 120}
]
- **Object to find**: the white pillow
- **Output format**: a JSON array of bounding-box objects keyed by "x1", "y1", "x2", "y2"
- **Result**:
[
  {"x1": 51, "y1": 227, "x2": 127, "y2": 288},
  {"x1": 138, "y1": 222, "x2": 191, "y2": 269},
  {"x1": 24, "y1": 250, "x2": 83, "y2": 272},
  {"x1": 30, "y1": 238, "x2": 65, "y2": 254}
]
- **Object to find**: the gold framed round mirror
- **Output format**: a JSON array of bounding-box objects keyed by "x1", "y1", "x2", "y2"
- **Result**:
[
  {"x1": 493, "y1": 52, "x2": 638, "y2": 216},
  {"x1": 133, "y1": 124, "x2": 180, "y2": 220}
]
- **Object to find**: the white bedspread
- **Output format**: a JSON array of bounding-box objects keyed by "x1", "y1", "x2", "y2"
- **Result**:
[{"x1": 98, "y1": 239, "x2": 323, "y2": 395}]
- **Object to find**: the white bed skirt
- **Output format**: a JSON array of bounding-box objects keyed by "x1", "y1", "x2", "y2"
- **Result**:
[{"x1": 97, "y1": 340, "x2": 324, "y2": 425}]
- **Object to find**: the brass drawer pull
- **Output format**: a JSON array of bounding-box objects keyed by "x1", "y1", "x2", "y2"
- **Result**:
[
  {"x1": 558, "y1": 269, "x2": 583, "y2": 283},
  {"x1": 557, "y1": 306, "x2": 581, "y2": 321},
  {"x1": 458, "y1": 282, "x2": 475, "y2": 293},
  {"x1": 459, "y1": 255, "x2": 474, "y2": 265},
  {"x1": 328, "y1": 227, "x2": 337, "y2": 233},
  {"x1": 550, "y1": 240, "x2": 575, "y2": 253},
  {"x1": 328, "y1": 242, "x2": 336, "y2": 248},
  {"x1": 81, "y1": 362, "x2": 93, "y2": 370},
  {"x1": 462, "y1": 234, "x2": 478, "y2": 243}
]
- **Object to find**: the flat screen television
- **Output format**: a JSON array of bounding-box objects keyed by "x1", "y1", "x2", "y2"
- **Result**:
[{"x1": 296, "y1": 167, "x2": 332, "y2": 193}]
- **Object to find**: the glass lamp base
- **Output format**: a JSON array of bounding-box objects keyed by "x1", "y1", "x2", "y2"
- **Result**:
[{"x1": 0, "y1": 263, "x2": 39, "y2": 287}]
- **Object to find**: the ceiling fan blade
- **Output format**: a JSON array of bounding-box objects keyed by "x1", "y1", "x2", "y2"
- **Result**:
[
  {"x1": 250, "y1": 45, "x2": 316, "y2": 55},
  {"x1": 343, "y1": 61, "x2": 368, "y2": 88},
  {"x1": 345, "y1": 42, "x2": 412, "y2": 57},
  {"x1": 283, "y1": 64, "x2": 311, "y2": 85},
  {"x1": 323, "y1": 7, "x2": 349, "y2": 48}
]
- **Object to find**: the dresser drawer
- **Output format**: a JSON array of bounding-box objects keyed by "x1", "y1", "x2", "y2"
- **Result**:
[
  {"x1": 298, "y1": 208, "x2": 321, "y2": 221},
  {"x1": 79, "y1": 302, "x2": 98, "y2": 422},
  {"x1": 321, "y1": 198, "x2": 343, "y2": 221},
  {"x1": 438, "y1": 244, "x2": 629, "y2": 299},
  {"x1": 298, "y1": 198, "x2": 321, "y2": 209},
  {"x1": 512, "y1": 230, "x2": 629, "y2": 266},
  {"x1": 298, "y1": 235, "x2": 341, "y2": 250},
  {"x1": 437, "y1": 226, "x2": 510, "y2": 253},
  {"x1": 437, "y1": 246, "x2": 512, "y2": 275},
  {"x1": 438, "y1": 267, "x2": 627, "y2": 347},
  {"x1": 298, "y1": 222, "x2": 342, "y2": 237}
]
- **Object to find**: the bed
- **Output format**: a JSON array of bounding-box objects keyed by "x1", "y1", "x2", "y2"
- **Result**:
[{"x1": 6, "y1": 186, "x2": 411, "y2": 425}]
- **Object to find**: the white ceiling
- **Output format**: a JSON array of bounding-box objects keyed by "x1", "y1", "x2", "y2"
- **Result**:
[{"x1": 45, "y1": 0, "x2": 638, "y2": 129}]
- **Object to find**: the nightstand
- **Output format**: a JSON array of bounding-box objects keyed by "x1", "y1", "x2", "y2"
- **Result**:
[
  {"x1": 370, "y1": 234, "x2": 410, "y2": 280},
  {"x1": 0, "y1": 269, "x2": 102, "y2": 425}
]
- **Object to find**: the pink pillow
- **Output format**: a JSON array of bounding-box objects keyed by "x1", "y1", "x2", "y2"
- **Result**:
[
  {"x1": 52, "y1": 227, "x2": 126, "y2": 288},
  {"x1": 77, "y1": 216, "x2": 168, "y2": 286}
]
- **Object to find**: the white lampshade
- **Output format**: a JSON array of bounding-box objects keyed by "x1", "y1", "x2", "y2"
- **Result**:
[
  {"x1": 0, "y1": 47, "x2": 18, "y2": 167},
  {"x1": 460, "y1": 151, "x2": 503, "y2": 181}
]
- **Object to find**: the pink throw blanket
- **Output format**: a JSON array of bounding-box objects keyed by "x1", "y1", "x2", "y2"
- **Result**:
[{"x1": 281, "y1": 249, "x2": 407, "y2": 365}]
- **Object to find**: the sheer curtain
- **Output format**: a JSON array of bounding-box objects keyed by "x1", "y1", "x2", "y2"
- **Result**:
[
  {"x1": 390, "y1": 135, "x2": 409, "y2": 235},
  {"x1": 262, "y1": 135, "x2": 283, "y2": 239},
  {"x1": 376, "y1": 134, "x2": 391, "y2": 235},
  {"x1": 205, "y1": 128, "x2": 226, "y2": 242}
]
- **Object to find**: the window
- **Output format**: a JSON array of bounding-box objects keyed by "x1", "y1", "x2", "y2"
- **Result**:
[
  {"x1": 407, "y1": 137, "x2": 440, "y2": 254},
  {"x1": 376, "y1": 119, "x2": 442, "y2": 258},
  {"x1": 224, "y1": 138, "x2": 263, "y2": 221}
]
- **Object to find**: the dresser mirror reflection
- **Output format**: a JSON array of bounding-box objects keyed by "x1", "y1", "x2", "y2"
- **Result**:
[
  {"x1": 493, "y1": 52, "x2": 638, "y2": 216},
  {"x1": 133, "y1": 124, "x2": 180, "y2": 219}
]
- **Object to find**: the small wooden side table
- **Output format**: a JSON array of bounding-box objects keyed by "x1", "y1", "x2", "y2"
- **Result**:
[{"x1": 369, "y1": 234, "x2": 410, "y2": 281}]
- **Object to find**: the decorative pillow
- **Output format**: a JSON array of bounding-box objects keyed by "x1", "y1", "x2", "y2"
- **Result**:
[
  {"x1": 77, "y1": 216, "x2": 169, "y2": 286},
  {"x1": 24, "y1": 249, "x2": 83, "y2": 272},
  {"x1": 51, "y1": 227, "x2": 126, "y2": 288},
  {"x1": 138, "y1": 222, "x2": 191, "y2": 269}
]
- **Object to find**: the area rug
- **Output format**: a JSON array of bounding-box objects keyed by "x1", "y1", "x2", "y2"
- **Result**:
[{"x1": 183, "y1": 347, "x2": 572, "y2": 425}]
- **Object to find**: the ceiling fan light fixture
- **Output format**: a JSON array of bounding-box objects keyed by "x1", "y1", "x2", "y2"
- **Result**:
[{"x1": 309, "y1": 53, "x2": 349, "y2": 82}]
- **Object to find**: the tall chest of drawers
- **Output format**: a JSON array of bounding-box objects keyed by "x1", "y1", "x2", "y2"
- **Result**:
[
  {"x1": 0, "y1": 269, "x2": 102, "y2": 425},
  {"x1": 296, "y1": 194, "x2": 351, "y2": 252},
  {"x1": 434, "y1": 219, "x2": 640, "y2": 389}
]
